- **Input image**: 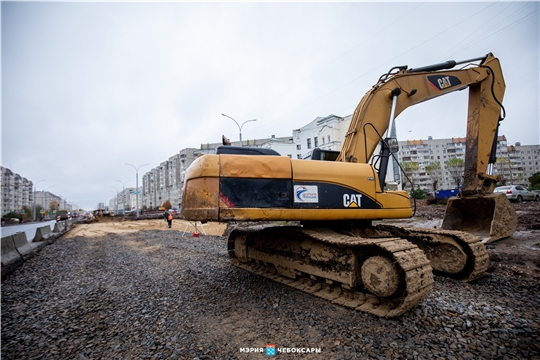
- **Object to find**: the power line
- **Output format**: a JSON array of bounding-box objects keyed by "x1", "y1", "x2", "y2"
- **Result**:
[
  {"x1": 245, "y1": 3, "x2": 425, "y2": 118},
  {"x1": 264, "y1": 2, "x2": 501, "y2": 125}
]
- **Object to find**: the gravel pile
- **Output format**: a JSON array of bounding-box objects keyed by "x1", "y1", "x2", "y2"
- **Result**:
[{"x1": 2, "y1": 230, "x2": 539, "y2": 359}]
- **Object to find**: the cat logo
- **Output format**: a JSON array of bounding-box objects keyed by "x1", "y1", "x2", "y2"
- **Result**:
[
  {"x1": 343, "y1": 194, "x2": 362, "y2": 208},
  {"x1": 427, "y1": 75, "x2": 462, "y2": 91}
]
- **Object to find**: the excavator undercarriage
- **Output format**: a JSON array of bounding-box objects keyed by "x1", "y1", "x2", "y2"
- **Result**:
[
  {"x1": 226, "y1": 221, "x2": 489, "y2": 318},
  {"x1": 228, "y1": 224, "x2": 434, "y2": 318}
]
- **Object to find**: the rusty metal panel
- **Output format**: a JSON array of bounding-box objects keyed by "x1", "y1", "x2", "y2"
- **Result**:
[{"x1": 220, "y1": 155, "x2": 292, "y2": 179}]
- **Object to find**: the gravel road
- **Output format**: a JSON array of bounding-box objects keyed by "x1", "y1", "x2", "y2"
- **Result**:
[{"x1": 2, "y1": 226, "x2": 539, "y2": 359}]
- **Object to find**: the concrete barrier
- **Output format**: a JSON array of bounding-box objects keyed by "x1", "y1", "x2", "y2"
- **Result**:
[
  {"x1": 1, "y1": 235, "x2": 20, "y2": 265},
  {"x1": 13, "y1": 232, "x2": 32, "y2": 254},
  {"x1": 33, "y1": 226, "x2": 52, "y2": 243},
  {"x1": 53, "y1": 222, "x2": 64, "y2": 232},
  {"x1": 1, "y1": 232, "x2": 32, "y2": 266}
]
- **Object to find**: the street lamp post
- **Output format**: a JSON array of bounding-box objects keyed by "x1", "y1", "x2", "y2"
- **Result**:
[
  {"x1": 125, "y1": 163, "x2": 149, "y2": 218},
  {"x1": 33, "y1": 180, "x2": 45, "y2": 221},
  {"x1": 116, "y1": 180, "x2": 130, "y2": 215},
  {"x1": 221, "y1": 114, "x2": 257, "y2": 147}
]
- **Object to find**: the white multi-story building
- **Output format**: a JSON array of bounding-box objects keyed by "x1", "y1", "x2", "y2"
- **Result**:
[
  {"x1": 397, "y1": 135, "x2": 539, "y2": 190},
  {"x1": 292, "y1": 114, "x2": 352, "y2": 159},
  {"x1": 505, "y1": 143, "x2": 540, "y2": 185},
  {"x1": 1, "y1": 166, "x2": 34, "y2": 215}
]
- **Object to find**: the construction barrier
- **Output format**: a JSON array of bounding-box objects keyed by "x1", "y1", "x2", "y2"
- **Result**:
[
  {"x1": 53, "y1": 222, "x2": 64, "y2": 232},
  {"x1": 33, "y1": 225, "x2": 52, "y2": 243},
  {"x1": 1, "y1": 232, "x2": 32, "y2": 266}
]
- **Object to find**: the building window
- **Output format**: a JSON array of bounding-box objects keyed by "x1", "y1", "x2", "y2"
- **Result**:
[
  {"x1": 296, "y1": 144, "x2": 301, "y2": 150},
  {"x1": 307, "y1": 138, "x2": 312, "y2": 149},
  {"x1": 327, "y1": 135, "x2": 331, "y2": 143},
  {"x1": 322, "y1": 137, "x2": 325, "y2": 145},
  {"x1": 314, "y1": 137, "x2": 318, "y2": 148},
  {"x1": 297, "y1": 154, "x2": 302, "y2": 159}
]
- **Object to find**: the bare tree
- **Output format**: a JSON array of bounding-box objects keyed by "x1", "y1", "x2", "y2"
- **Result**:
[
  {"x1": 49, "y1": 200, "x2": 58, "y2": 212},
  {"x1": 400, "y1": 161, "x2": 419, "y2": 191},
  {"x1": 162, "y1": 200, "x2": 172, "y2": 210},
  {"x1": 425, "y1": 161, "x2": 443, "y2": 191},
  {"x1": 446, "y1": 157, "x2": 465, "y2": 187}
]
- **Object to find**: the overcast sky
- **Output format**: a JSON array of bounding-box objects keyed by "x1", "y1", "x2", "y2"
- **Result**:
[{"x1": 2, "y1": 1, "x2": 539, "y2": 210}]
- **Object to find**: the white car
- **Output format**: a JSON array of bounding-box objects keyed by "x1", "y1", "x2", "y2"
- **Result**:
[{"x1": 494, "y1": 185, "x2": 540, "y2": 202}]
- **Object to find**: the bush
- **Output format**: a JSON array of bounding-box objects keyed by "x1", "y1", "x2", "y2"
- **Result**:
[
  {"x1": 410, "y1": 188, "x2": 427, "y2": 199},
  {"x1": 4, "y1": 211, "x2": 21, "y2": 219}
]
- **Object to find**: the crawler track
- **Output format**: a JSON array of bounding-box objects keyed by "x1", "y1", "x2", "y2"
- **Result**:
[
  {"x1": 228, "y1": 226, "x2": 433, "y2": 318},
  {"x1": 376, "y1": 225, "x2": 490, "y2": 282}
]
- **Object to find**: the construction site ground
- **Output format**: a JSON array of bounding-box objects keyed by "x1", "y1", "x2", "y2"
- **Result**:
[
  {"x1": 75, "y1": 202, "x2": 540, "y2": 280},
  {"x1": 2, "y1": 201, "x2": 539, "y2": 359}
]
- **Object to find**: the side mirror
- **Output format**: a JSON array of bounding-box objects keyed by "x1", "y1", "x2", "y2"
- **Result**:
[{"x1": 385, "y1": 138, "x2": 399, "y2": 154}]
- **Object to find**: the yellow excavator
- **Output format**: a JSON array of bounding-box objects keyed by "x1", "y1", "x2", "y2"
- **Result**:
[{"x1": 181, "y1": 53, "x2": 517, "y2": 317}]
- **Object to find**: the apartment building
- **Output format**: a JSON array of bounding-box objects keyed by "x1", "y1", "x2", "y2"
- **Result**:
[
  {"x1": 142, "y1": 148, "x2": 199, "y2": 210},
  {"x1": 397, "y1": 135, "x2": 539, "y2": 190},
  {"x1": 1, "y1": 166, "x2": 34, "y2": 215},
  {"x1": 34, "y1": 191, "x2": 67, "y2": 211},
  {"x1": 109, "y1": 187, "x2": 141, "y2": 212},
  {"x1": 292, "y1": 114, "x2": 352, "y2": 159},
  {"x1": 505, "y1": 143, "x2": 540, "y2": 185}
]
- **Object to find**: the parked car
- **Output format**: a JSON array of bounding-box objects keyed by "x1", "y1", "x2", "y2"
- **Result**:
[{"x1": 493, "y1": 185, "x2": 540, "y2": 202}]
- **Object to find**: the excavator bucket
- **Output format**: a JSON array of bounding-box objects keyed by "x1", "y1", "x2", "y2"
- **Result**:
[{"x1": 441, "y1": 193, "x2": 517, "y2": 243}]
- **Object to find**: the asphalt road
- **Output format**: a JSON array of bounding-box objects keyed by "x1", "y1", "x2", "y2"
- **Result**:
[{"x1": 1, "y1": 220, "x2": 56, "y2": 241}]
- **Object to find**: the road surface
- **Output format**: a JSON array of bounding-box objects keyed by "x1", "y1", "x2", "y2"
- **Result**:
[{"x1": 1, "y1": 220, "x2": 57, "y2": 242}]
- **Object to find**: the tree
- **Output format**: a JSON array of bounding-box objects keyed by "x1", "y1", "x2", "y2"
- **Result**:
[
  {"x1": 446, "y1": 157, "x2": 465, "y2": 187},
  {"x1": 162, "y1": 200, "x2": 172, "y2": 210},
  {"x1": 400, "y1": 161, "x2": 419, "y2": 191},
  {"x1": 49, "y1": 200, "x2": 58, "y2": 212},
  {"x1": 425, "y1": 161, "x2": 443, "y2": 191},
  {"x1": 529, "y1": 172, "x2": 540, "y2": 190},
  {"x1": 22, "y1": 205, "x2": 33, "y2": 220}
]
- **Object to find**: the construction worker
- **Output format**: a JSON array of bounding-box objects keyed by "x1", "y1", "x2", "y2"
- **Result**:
[{"x1": 164, "y1": 210, "x2": 173, "y2": 228}]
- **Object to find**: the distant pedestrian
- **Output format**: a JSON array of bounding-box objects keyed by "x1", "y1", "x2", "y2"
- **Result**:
[{"x1": 166, "y1": 211, "x2": 173, "y2": 229}]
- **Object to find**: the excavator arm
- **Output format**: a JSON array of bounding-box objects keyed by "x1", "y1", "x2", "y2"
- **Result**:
[{"x1": 338, "y1": 53, "x2": 505, "y2": 195}]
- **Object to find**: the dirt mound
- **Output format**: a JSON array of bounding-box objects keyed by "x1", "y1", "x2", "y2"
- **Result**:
[{"x1": 66, "y1": 219, "x2": 227, "y2": 238}]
